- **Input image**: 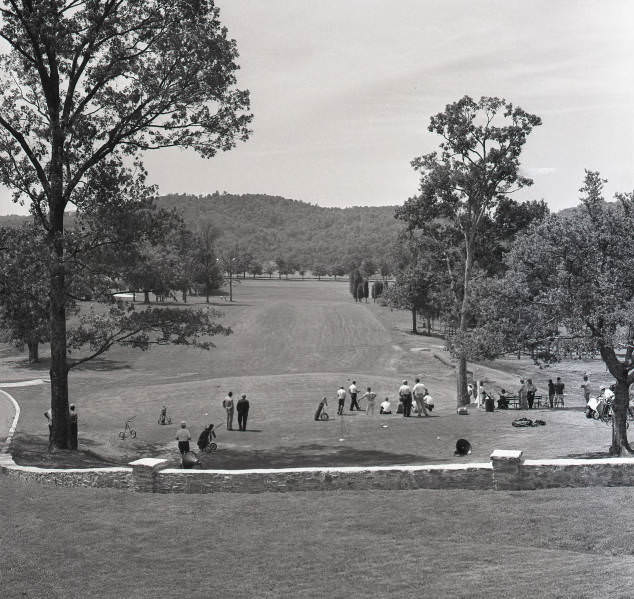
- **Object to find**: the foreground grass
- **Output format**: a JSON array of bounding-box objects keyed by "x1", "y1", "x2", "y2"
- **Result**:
[{"x1": 2, "y1": 479, "x2": 634, "y2": 598}]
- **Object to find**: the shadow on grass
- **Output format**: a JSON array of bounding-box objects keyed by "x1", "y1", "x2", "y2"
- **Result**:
[
  {"x1": 11, "y1": 433, "x2": 120, "y2": 468},
  {"x1": 198, "y1": 443, "x2": 428, "y2": 470},
  {"x1": 72, "y1": 358, "x2": 132, "y2": 372}
]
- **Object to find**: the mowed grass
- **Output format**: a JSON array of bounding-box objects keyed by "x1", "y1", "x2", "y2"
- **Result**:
[
  {"x1": 4, "y1": 279, "x2": 616, "y2": 467},
  {"x1": 2, "y1": 477, "x2": 634, "y2": 599}
]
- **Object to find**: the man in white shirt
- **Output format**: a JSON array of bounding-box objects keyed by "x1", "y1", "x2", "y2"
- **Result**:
[
  {"x1": 349, "y1": 381, "x2": 360, "y2": 411},
  {"x1": 379, "y1": 398, "x2": 392, "y2": 414},
  {"x1": 399, "y1": 380, "x2": 413, "y2": 417},
  {"x1": 412, "y1": 378, "x2": 429, "y2": 417},
  {"x1": 361, "y1": 386, "x2": 377, "y2": 416},
  {"x1": 336, "y1": 386, "x2": 346, "y2": 415}
]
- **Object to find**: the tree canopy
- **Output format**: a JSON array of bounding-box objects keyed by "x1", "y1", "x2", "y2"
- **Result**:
[
  {"x1": 0, "y1": 0, "x2": 251, "y2": 448},
  {"x1": 494, "y1": 171, "x2": 634, "y2": 454},
  {"x1": 396, "y1": 95, "x2": 541, "y2": 407}
]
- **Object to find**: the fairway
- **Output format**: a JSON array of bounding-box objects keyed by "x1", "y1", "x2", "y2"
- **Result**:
[{"x1": 4, "y1": 279, "x2": 616, "y2": 468}]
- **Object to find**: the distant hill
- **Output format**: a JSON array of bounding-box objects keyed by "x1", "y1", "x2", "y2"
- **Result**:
[
  {"x1": 156, "y1": 192, "x2": 403, "y2": 269},
  {"x1": 0, "y1": 194, "x2": 404, "y2": 269}
]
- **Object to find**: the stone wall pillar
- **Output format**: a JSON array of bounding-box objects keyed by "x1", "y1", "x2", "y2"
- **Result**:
[
  {"x1": 490, "y1": 449, "x2": 524, "y2": 490},
  {"x1": 129, "y1": 458, "x2": 168, "y2": 493}
]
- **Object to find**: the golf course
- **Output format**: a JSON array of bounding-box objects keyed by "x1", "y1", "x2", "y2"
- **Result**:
[{"x1": 3, "y1": 278, "x2": 616, "y2": 469}]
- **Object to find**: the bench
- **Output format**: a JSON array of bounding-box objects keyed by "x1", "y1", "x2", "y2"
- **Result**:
[{"x1": 498, "y1": 394, "x2": 545, "y2": 409}]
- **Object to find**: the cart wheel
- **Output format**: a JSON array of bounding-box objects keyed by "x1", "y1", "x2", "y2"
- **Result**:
[
  {"x1": 167, "y1": 417, "x2": 172, "y2": 425},
  {"x1": 130, "y1": 429, "x2": 137, "y2": 438},
  {"x1": 157, "y1": 418, "x2": 162, "y2": 425},
  {"x1": 320, "y1": 412, "x2": 329, "y2": 421},
  {"x1": 118, "y1": 431, "x2": 126, "y2": 440},
  {"x1": 209, "y1": 442, "x2": 217, "y2": 451}
]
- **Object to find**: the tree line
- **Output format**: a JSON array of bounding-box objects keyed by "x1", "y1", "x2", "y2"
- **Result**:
[{"x1": 380, "y1": 95, "x2": 634, "y2": 456}]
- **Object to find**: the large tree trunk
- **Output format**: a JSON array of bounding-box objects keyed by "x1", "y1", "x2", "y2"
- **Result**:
[
  {"x1": 456, "y1": 354, "x2": 469, "y2": 408},
  {"x1": 597, "y1": 344, "x2": 633, "y2": 456},
  {"x1": 49, "y1": 214, "x2": 70, "y2": 449},
  {"x1": 610, "y1": 379, "x2": 631, "y2": 456},
  {"x1": 455, "y1": 236, "x2": 475, "y2": 408},
  {"x1": 411, "y1": 308, "x2": 417, "y2": 334},
  {"x1": 143, "y1": 290, "x2": 150, "y2": 304},
  {"x1": 27, "y1": 340, "x2": 39, "y2": 363}
]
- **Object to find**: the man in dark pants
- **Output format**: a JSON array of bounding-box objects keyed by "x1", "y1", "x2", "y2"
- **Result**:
[
  {"x1": 399, "y1": 380, "x2": 413, "y2": 417},
  {"x1": 237, "y1": 393, "x2": 250, "y2": 431},
  {"x1": 349, "y1": 381, "x2": 360, "y2": 411}
]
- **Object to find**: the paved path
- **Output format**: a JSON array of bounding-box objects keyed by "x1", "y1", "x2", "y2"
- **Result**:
[{"x1": 0, "y1": 379, "x2": 46, "y2": 451}]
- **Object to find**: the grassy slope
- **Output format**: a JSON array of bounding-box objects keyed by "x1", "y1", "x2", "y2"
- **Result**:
[
  {"x1": 3, "y1": 478, "x2": 634, "y2": 599},
  {"x1": 5, "y1": 279, "x2": 616, "y2": 467}
]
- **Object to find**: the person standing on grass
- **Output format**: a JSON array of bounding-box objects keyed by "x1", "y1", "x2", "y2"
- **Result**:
[
  {"x1": 412, "y1": 378, "x2": 429, "y2": 417},
  {"x1": 237, "y1": 394, "x2": 250, "y2": 431},
  {"x1": 526, "y1": 379, "x2": 537, "y2": 409},
  {"x1": 399, "y1": 380, "x2": 413, "y2": 417},
  {"x1": 548, "y1": 379, "x2": 555, "y2": 408},
  {"x1": 349, "y1": 380, "x2": 360, "y2": 411},
  {"x1": 554, "y1": 377, "x2": 565, "y2": 406},
  {"x1": 176, "y1": 421, "x2": 191, "y2": 454},
  {"x1": 581, "y1": 375, "x2": 591, "y2": 405},
  {"x1": 336, "y1": 386, "x2": 346, "y2": 415},
  {"x1": 222, "y1": 391, "x2": 234, "y2": 431},
  {"x1": 44, "y1": 409, "x2": 53, "y2": 451},
  {"x1": 361, "y1": 387, "x2": 377, "y2": 416},
  {"x1": 69, "y1": 404, "x2": 79, "y2": 450}
]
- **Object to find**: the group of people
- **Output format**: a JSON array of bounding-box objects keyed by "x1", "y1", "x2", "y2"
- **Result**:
[
  {"x1": 319, "y1": 377, "x2": 434, "y2": 420},
  {"x1": 175, "y1": 421, "x2": 217, "y2": 455},
  {"x1": 44, "y1": 404, "x2": 79, "y2": 451},
  {"x1": 221, "y1": 391, "x2": 251, "y2": 431}
]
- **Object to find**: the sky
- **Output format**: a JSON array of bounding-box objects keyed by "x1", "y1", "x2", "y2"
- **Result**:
[{"x1": 1, "y1": 0, "x2": 633, "y2": 214}]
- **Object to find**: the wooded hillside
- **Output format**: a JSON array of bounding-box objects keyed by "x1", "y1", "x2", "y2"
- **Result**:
[{"x1": 155, "y1": 193, "x2": 402, "y2": 269}]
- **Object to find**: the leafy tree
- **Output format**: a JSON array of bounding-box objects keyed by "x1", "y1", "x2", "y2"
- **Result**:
[
  {"x1": 0, "y1": 0, "x2": 251, "y2": 448},
  {"x1": 263, "y1": 261, "x2": 276, "y2": 279},
  {"x1": 312, "y1": 263, "x2": 327, "y2": 280},
  {"x1": 396, "y1": 96, "x2": 541, "y2": 407},
  {"x1": 330, "y1": 264, "x2": 346, "y2": 280},
  {"x1": 0, "y1": 223, "x2": 51, "y2": 362},
  {"x1": 359, "y1": 259, "x2": 377, "y2": 279},
  {"x1": 248, "y1": 260, "x2": 263, "y2": 278},
  {"x1": 496, "y1": 171, "x2": 634, "y2": 455},
  {"x1": 349, "y1": 268, "x2": 363, "y2": 302},
  {"x1": 379, "y1": 260, "x2": 393, "y2": 281},
  {"x1": 192, "y1": 222, "x2": 223, "y2": 304}
]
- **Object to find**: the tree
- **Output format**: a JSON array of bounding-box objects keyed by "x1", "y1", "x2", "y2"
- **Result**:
[
  {"x1": 0, "y1": 0, "x2": 251, "y2": 448},
  {"x1": 263, "y1": 261, "x2": 276, "y2": 279},
  {"x1": 312, "y1": 263, "x2": 327, "y2": 280},
  {"x1": 396, "y1": 96, "x2": 541, "y2": 407},
  {"x1": 192, "y1": 223, "x2": 223, "y2": 304},
  {"x1": 359, "y1": 259, "x2": 377, "y2": 279},
  {"x1": 248, "y1": 260, "x2": 263, "y2": 279},
  {"x1": 497, "y1": 171, "x2": 634, "y2": 455},
  {"x1": 330, "y1": 264, "x2": 345, "y2": 280},
  {"x1": 0, "y1": 223, "x2": 51, "y2": 362},
  {"x1": 349, "y1": 268, "x2": 363, "y2": 302}
]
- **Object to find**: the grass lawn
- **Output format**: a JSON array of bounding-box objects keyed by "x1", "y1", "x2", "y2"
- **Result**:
[
  {"x1": 2, "y1": 477, "x2": 634, "y2": 599},
  {"x1": 1, "y1": 279, "x2": 619, "y2": 468}
]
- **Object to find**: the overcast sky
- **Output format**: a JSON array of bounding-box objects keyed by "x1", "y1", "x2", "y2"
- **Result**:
[{"x1": 1, "y1": 0, "x2": 633, "y2": 215}]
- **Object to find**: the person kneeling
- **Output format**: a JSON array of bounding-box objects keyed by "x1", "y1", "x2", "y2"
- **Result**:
[{"x1": 379, "y1": 398, "x2": 392, "y2": 414}]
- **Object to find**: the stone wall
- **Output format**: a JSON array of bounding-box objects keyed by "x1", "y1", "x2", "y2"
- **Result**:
[
  {"x1": 5, "y1": 451, "x2": 634, "y2": 493},
  {"x1": 155, "y1": 463, "x2": 494, "y2": 494},
  {"x1": 1, "y1": 455, "x2": 132, "y2": 489}
]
